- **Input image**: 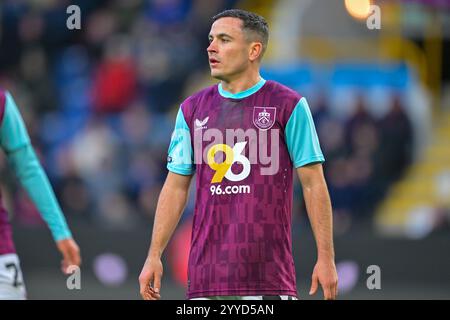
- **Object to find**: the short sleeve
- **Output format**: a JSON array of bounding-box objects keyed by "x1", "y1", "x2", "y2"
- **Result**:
[
  {"x1": 167, "y1": 107, "x2": 195, "y2": 175},
  {"x1": 285, "y1": 97, "x2": 325, "y2": 168}
]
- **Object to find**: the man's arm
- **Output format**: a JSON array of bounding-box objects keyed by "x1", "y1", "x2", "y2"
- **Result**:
[
  {"x1": 139, "y1": 171, "x2": 193, "y2": 300},
  {"x1": 0, "y1": 91, "x2": 80, "y2": 273},
  {"x1": 297, "y1": 163, "x2": 338, "y2": 300}
]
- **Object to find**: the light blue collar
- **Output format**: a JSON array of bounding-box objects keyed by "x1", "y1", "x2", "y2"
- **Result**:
[{"x1": 218, "y1": 77, "x2": 266, "y2": 99}]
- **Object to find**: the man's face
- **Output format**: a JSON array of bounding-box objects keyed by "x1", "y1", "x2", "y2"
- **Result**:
[{"x1": 207, "y1": 17, "x2": 251, "y2": 81}]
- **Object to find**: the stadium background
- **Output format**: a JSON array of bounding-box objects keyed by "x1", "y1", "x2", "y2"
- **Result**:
[{"x1": 0, "y1": 0, "x2": 449, "y2": 299}]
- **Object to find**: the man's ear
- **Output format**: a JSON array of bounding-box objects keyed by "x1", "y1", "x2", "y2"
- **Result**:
[{"x1": 249, "y1": 42, "x2": 263, "y2": 62}]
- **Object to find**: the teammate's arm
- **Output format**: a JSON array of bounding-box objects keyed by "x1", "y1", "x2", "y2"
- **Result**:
[
  {"x1": 297, "y1": 163, "x2": 338, "y2": 300},
  {"x1": 0, "y1": 91, "x2": 81, "y2": 274},
  {"x1": 139, "y1": 172, "x2": 192, "y2": 300}
]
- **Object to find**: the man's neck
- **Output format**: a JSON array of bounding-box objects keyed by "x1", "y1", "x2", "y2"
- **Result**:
[{"x1": 220, "y1": 72, "x2": 262, "y2": 94}]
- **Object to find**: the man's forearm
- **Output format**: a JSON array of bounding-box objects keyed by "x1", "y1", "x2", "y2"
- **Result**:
[
  {"x1": 148, "y1": 180, "x2": 189, "y2": 259},
  {"x1": 303, "y1": 179, "x2": 335, "y2": 260},
  {"x1": 9, "y1": 144, "x2": 72, "y2": 241}
]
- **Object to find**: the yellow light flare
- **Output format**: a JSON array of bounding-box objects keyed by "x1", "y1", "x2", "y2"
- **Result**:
[{"x1": 345, "y1": 0, "x2": 373, "y2": 20}]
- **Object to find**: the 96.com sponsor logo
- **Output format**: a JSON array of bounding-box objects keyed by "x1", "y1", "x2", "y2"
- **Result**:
[{"x1": 210, "y1": 184, "x2": 251, "y2": 196}]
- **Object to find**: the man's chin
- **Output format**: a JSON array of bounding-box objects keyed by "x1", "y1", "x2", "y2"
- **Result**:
[{"x1": 210, "y1": 71, "x2": 225, "y2": 81}]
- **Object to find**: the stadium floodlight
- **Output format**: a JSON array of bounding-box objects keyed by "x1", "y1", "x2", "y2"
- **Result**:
[{"x1": 345, "y1": 0, "x2": 373, "y2": 20}]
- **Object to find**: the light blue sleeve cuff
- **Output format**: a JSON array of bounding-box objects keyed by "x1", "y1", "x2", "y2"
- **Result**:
[
  {"x1": 167, "y1": 164, "x2": 195, "y2": 176},
  {"x1": 285, "y1": 97, "x2": 325, "y2": 168}
]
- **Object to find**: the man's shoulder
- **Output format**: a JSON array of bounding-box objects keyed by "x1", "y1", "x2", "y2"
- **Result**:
[
  {"x1": 264, "y1": 80, "x2": 302, "y2": 102},
  {"x1": 181, "y1": 84, "x2": 218, "y2": 108}
]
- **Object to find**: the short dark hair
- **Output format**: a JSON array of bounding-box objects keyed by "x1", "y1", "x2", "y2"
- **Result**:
[{"x1": 212, "y1": 9, "x2": 269, "y2": 57}]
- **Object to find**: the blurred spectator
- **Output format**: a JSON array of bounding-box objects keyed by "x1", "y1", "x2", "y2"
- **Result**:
[
  {"x1": 20, "y1": 47, "x2": 57, "y2": 113},
  {"x1": 145, "y1": 0, "x2": 192, "y2": 28},
  {"x1": 345, "y1": 95, "x2": 377, "y2": 148},
  {"x1": 92, "y1": 35, "x2": 137, "y2": 113},
  {"x1": 376, "y1": 96, "x2": 413, "y2": 184},
  {"x1": 58, "y1": 173, "x2": 92, "y2": 219}
]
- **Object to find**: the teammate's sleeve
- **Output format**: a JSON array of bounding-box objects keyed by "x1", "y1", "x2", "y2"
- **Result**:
[
  {"x1": 285, "y1": 97, "x2": 325, "y2": 168},
  {"x1": 0, "y1": 91, "x2": 72, "y2": 241},
  {"x1": 166, "y1": 106, "x2": 195, "y2": 175}
]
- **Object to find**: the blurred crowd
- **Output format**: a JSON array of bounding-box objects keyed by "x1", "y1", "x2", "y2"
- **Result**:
[
  {"x1": 311, "y1": 94, "x2": 413, "y2": 231},
  {"x1": 0, "y1": 0, "x2": 414, "y2": 232}
]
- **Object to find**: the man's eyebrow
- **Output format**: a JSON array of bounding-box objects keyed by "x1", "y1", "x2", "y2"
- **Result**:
[{"x1": 208, "y1": 33, "x2": 234, "y2": 39}]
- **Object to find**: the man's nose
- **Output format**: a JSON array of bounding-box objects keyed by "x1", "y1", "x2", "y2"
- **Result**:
[{"x1": 207, "y1": 39, "x2": 217, "y2": 53}]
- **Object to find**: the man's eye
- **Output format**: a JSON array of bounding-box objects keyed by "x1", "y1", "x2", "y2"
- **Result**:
[{"x1": 222, "y1": 39, "x2": 230, "y2": 43}]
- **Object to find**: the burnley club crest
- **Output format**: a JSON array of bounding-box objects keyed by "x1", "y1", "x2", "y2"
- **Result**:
[{"x1": 253, "y1": 107, "x2": 276, "y2": 130}]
